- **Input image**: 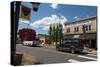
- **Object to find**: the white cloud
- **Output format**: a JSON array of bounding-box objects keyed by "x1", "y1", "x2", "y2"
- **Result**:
[
  {"x1": 30, "y1": 17, "x2": 50, "y2": 26},
  {"x1": 50, "y1": 3, "x2": 58, "y2": 9},
  {"x1": 30, "y1": 14, "x2": 68, "y2": 31},
  {"x1": 43, "y1": 26, "x2": 49, "y2": 30},
  {"x1": 73, "y1": 16, "x2": 80, "y2": 20},
  {"x1": 60, "y1": 15, "x2": 68, "y2": 23}
]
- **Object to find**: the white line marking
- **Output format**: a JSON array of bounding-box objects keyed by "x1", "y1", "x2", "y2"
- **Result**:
[
  {"x1": 78, "y1": 55, "x2": 97, "y2": 60},
  {"x1": 68, "y1": 59, "x2": 80, "y2": 63},
  {"x1": 87, "y1": 54, "x2": 97, "y2": 56}
]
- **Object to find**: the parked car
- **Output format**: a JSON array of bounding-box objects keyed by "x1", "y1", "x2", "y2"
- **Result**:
[
  {"x1": 56, "y1": 39, "x2": 84, "y2": 53},
  {"x1": 32, "y1": 40, "x2": 39, "y2": 47},
  {"x1": 23, "y1": 41, "x2": 33, "y2": 46}
]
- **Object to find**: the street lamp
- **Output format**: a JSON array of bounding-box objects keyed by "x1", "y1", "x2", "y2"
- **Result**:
[
  {"x1": 11, "y1": 1, "x2": 40, "y2": 65},
  {"x1": 31, "y1": 2, "x2": 40, "y2": 12}
]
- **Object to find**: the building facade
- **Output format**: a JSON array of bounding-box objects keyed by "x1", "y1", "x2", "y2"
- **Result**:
[
  {"x1": 37, "y1": 34, "x2": 48, "y2": 46},
  {"x1": 63, "y1": 16, "x2": 97, "y2": 49}
]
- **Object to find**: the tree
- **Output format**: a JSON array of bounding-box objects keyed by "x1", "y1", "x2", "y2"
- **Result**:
[
  {"x1": 59, "y1": 23, "x2": 63, "y2": 44},
  {"x1": 48, "y1": 24, "x2": 52, "y2": 45},
  {"x1": 52, "y1": 24, "x2": 56, "y2": 44},
  {"x1": 55, "y1": 23, "x2": 59, "y2": 45},
  {"x1": 48, "y1": 23, "x2": 63, "y2": 46},
  {"x1": 18, "y1": 28, "x2": 36, "y2": 41}
]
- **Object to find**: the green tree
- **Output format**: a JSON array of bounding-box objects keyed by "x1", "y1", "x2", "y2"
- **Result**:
[
  {"x1": 55, "y1": 23, "x2": 59, "y2": 45},
  {"x1": 52, "y1": 24, "x2": 56, "y2": 44},
  {"x1": 59, "y1": 23, "x2": 63, "y2": 44},
  {"x1": 48, "y1": 23, "x2": 63, "y2": 46},
  {"x1": 48, "y1": 24, "x2": 52, "y2": 45}
]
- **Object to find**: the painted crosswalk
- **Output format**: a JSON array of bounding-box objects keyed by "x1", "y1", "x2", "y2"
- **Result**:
[
  {"x1": 68, "y1": 59, "x2": 80, "y2": 63},
  {"x1": 78, "y1": 55, "x2": 97, "y2": 60},
  {"x1": 68, "y1": 54, "x2": 97, "y2": 63},
  {"x1": 87, "y1": 54, "x2": 97, "y2": 57}
]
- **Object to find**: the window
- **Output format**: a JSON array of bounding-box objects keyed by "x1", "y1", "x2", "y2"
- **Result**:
[
  {"x1": 85, "y1": 25, "x2": 88, "y2": 31},
  {"x1": 88, "y1": 25, "x2": 91, "y2": 31},
  {"x1": 85, "y1": 25, "x2": 91, "y2": 31},
  {"x1": 67, "y1": 28, "x2": 70, "y2": 33},
  {"x1": 74, "y1": 27, "x2": 79, "y2": 32}
]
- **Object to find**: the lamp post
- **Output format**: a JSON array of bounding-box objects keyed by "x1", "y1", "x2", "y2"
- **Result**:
[
  {"x1": 11, "y1": 1, "x2": 40, "y2": 65},
  {"x1": 81, "y1": 24, "x2": 86, "y2": 47},
  {"x1": 82, "y1": 24, "x2": 86, "y2": 39},
  {"x1": 31, "y1": 2, "x2": 40, "y2": 12}
]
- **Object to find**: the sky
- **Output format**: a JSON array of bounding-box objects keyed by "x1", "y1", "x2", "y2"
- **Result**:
[{"x1": 18, "y1": 2, "x2": 97, "y2": 35}]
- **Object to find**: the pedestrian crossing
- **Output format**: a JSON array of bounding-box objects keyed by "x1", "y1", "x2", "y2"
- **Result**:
[
  {"x1": 78, "y1": 55, "x2": 97, "y2": 60},
  {"x1": 87, "y1": 54, "x2": 97, "y2": 56},
  {"x1": 68, "y1": 53, "x2": 97, "y2": 63},
  {"x1": 68, "y1": 59, "x2": 80, "y2": 63}
]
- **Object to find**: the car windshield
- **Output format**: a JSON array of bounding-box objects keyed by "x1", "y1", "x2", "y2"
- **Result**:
[{"x1": 64, "y1": 40, "x2": 79, "y2": 44}]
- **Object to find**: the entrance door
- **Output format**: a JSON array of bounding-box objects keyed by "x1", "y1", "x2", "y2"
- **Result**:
[{"x1": 91, "y1": 39, "x2": 97, "y2": 50}]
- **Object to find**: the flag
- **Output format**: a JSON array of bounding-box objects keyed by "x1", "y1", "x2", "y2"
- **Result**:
[{"x1": 20, "y1": 5, "x2": 31, "y2": 20}]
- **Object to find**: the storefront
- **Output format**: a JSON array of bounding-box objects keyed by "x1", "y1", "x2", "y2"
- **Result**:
[{"x1": 64, "y1": 33, "x2": 97, "y2": 50}]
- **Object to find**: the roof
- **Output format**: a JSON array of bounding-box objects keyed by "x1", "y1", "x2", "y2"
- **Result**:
[
  {"x1": 37, "y1": 34, "x2": 48, "y2": 38},
  {"x1": 64, "y1": 16, "x2": 97, "y2": 25}
]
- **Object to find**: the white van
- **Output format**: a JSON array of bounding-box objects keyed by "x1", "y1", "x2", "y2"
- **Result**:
[{"x1": 23, "y1": 41, "x2": 33, "y2": 46}]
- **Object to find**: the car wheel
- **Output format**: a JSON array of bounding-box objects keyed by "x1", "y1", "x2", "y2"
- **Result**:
[{"x1": 71, "y1": 48, "x2": 75, "y2": 54}]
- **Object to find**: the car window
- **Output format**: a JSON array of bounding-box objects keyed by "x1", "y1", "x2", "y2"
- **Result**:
[
  {"x1": 64, "y1": 40, "x2": 79, "y2": 44},
  {"x1": 72, "y1": 40, "x2": 79, "y2": 44}
]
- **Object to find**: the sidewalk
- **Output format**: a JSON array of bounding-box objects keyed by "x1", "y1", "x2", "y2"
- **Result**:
[
  {"x1": 44, "y1": 45, "x2": 56, "y2": 48},
  {"x1": 88, "y1": 49, "x2": 97, "y2": 54},
  {"x1": 83, "y1": 48, "x2": 97, "y2": 54}
]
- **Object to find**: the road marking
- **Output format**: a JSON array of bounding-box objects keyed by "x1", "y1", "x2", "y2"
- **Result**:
[
  {"x1": 17, "y1": 45, "x2": 97, "y2": 61},
  {"x1": 68, "y1": 59, "x2": 80, "y2": 63},
  {"x1": 78, "y1": 55, "x2": 97, "y2": 60},
  {"x1": 87, "y1": 54, "x2": 97, "y2": 56}
]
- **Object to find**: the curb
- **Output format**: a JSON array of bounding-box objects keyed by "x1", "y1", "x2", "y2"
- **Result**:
[
  {"x1": 83, "y1": 49, "x2": 97, "y2": 54},
  {"x1": 44, "y1": 46, "x2": 56, "y2": 48}
]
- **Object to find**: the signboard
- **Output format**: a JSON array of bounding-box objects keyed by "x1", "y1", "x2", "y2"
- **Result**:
[
  {"x1": 20, "y1": 5, "x2": 31, "y2": 20},
  {"x1": 73, "y1": 35, "x2": 80, "y2": 38}
]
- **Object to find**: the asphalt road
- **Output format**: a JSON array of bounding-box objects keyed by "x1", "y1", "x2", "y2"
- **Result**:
[{"x1": 16, "y1": 44, "x2": 97, "y2": 64}]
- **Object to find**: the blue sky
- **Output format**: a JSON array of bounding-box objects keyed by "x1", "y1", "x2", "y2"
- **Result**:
[{"x1": 18, "y1": 2, "x2": 97, "y2": 35}]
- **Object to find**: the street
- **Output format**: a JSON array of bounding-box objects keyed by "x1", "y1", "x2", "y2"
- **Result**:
[{"x1": 16, "y1": 44, "x2": 97, "y2": 64}]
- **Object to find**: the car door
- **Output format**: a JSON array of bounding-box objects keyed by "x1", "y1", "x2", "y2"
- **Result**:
[
  {"x1": 59, "y1": 43, "x2": 65, "y2": 50},
  {"x1": 65, "y1": 42, "x2": 71, "y2": 51},
  {"x1": 62, "y1": 41, "x2": 71, "y2": 51}
]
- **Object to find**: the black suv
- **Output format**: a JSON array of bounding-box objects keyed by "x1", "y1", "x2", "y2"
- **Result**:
[{"x1": 56, "y1": 39, "x2": 84, "y2": 53}]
